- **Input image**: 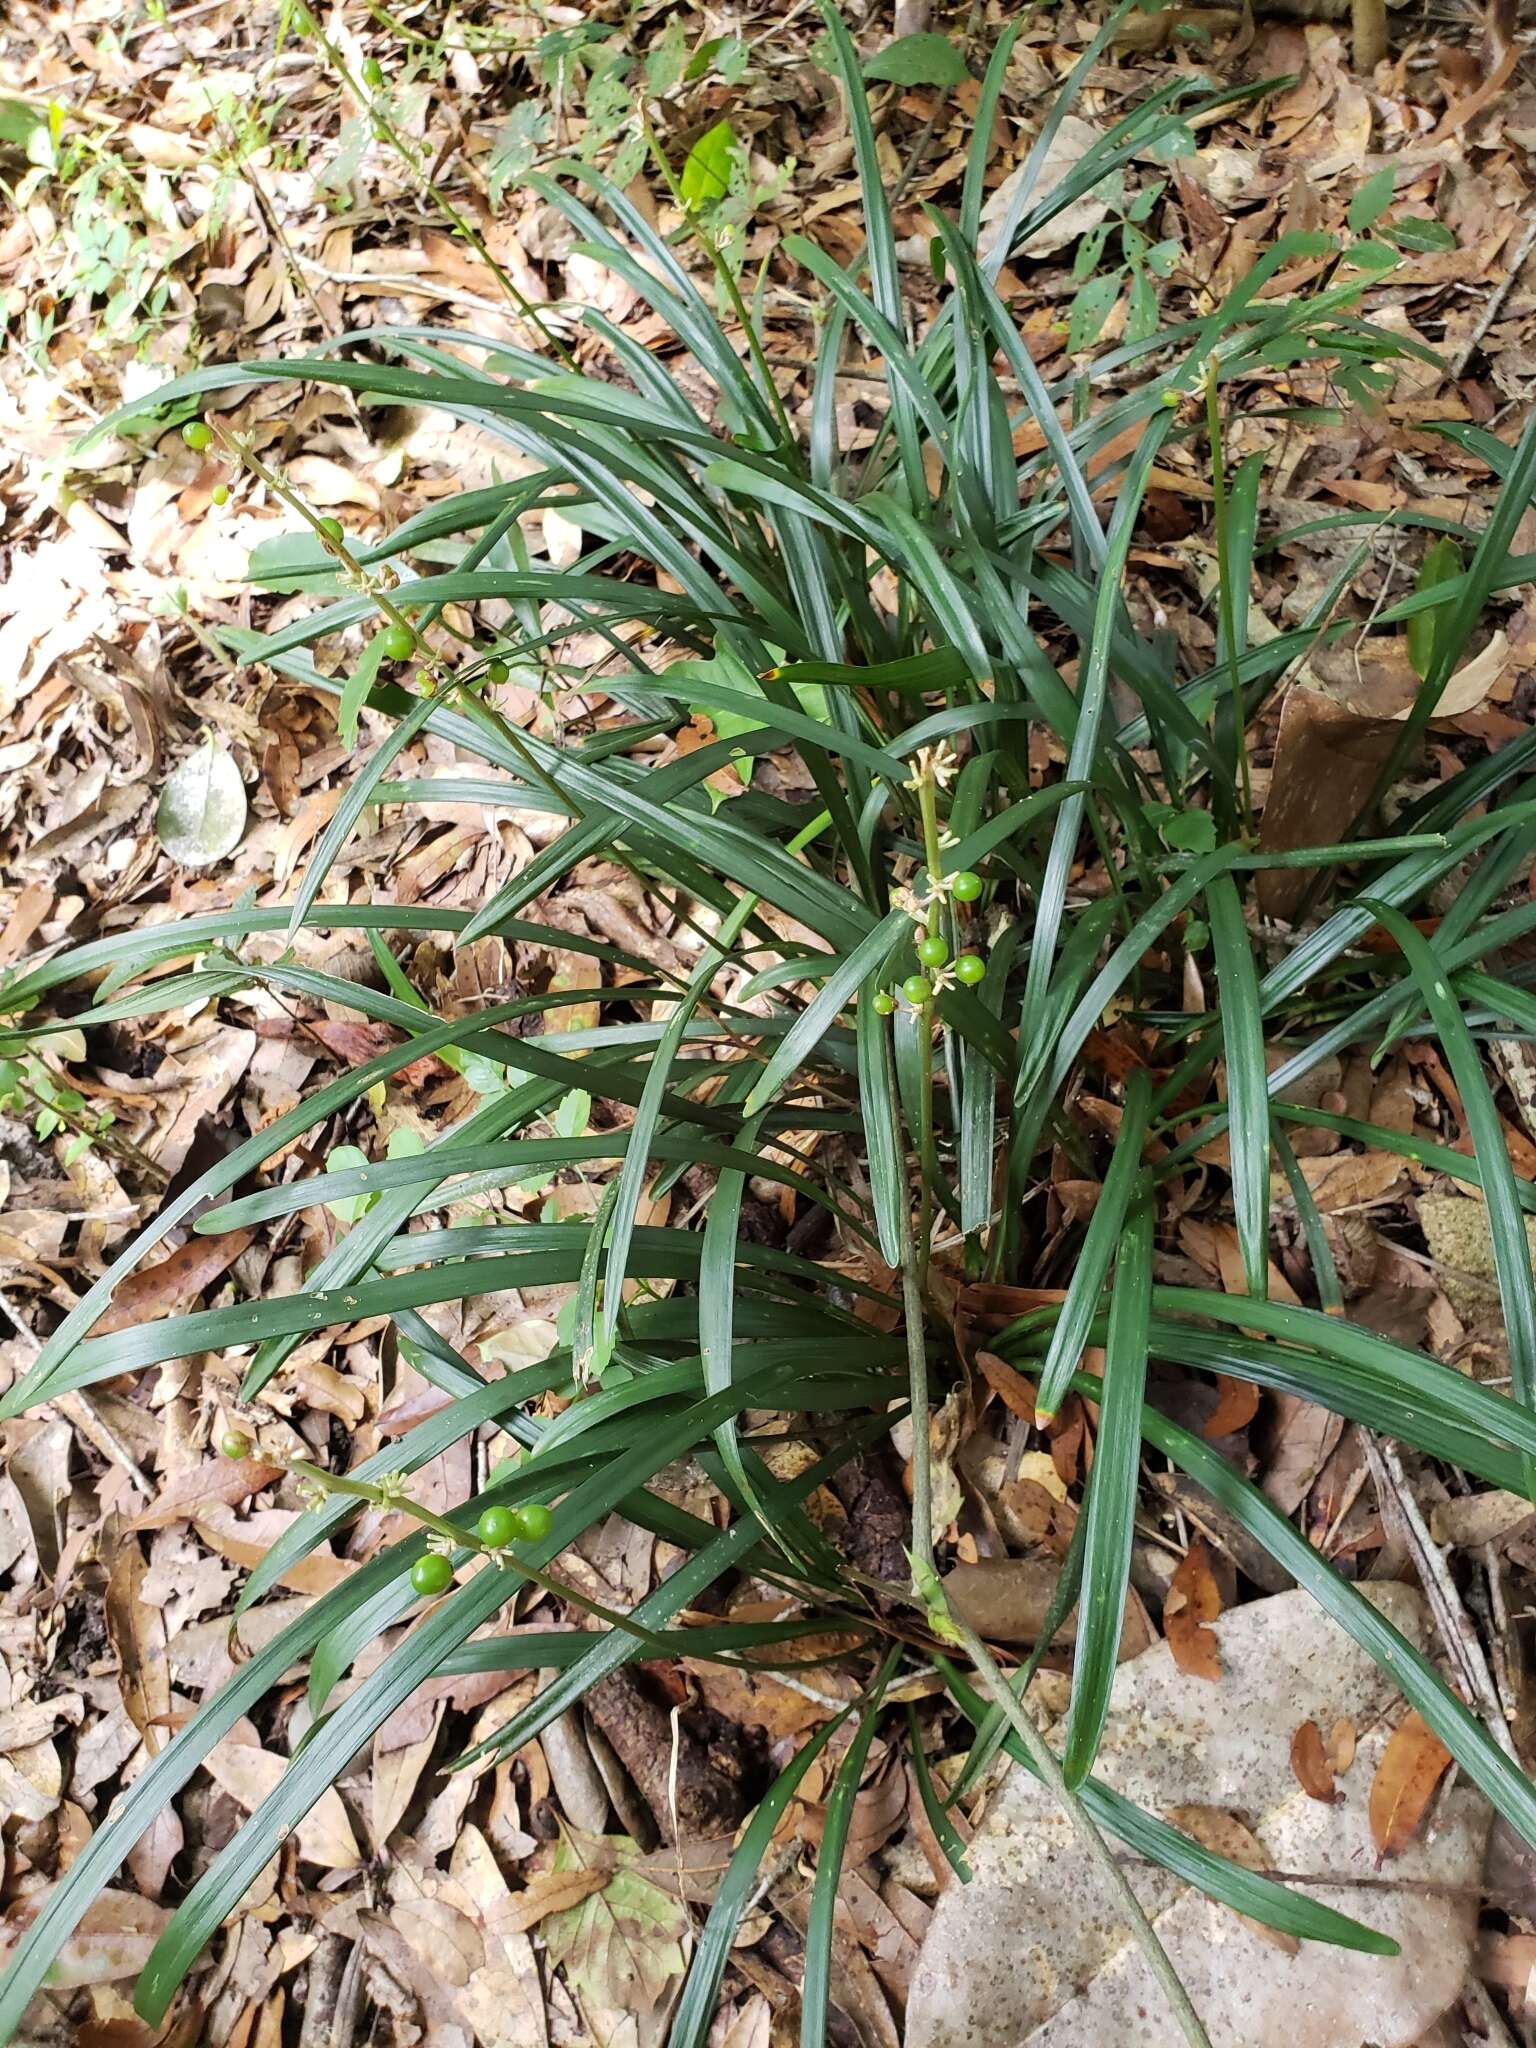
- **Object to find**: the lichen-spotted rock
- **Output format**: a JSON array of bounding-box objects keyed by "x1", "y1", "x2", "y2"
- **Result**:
[{"x1": 907, "y1": 1586, "x2": 1487, "y2": 2048}]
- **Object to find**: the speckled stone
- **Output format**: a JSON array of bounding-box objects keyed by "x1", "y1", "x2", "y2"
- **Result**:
[{"x1": 907, "y1": 1585, "x2": 1488, "y2": 2048}]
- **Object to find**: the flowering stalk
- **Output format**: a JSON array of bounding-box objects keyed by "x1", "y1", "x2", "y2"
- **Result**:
[
  {"x1": 220, "y1": 1431, "x2": 676, "y2": 1653},
  {"x1": 193, "y1": 418, "x2": 569, "y2": 811},
  {"x1": 890, "y1": 747, "x2": 1214, "y2": 2048}
]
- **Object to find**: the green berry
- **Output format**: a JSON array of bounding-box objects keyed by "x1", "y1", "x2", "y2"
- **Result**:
[
  {"x1": 317, "y1": 516, "x2": 344, "y2": 543},
  {"x1": 182, "y1": 420, "x2": 213, "y2": 451},
  {"x1": 410, "y1": 1553, "x2": 454, "y2": 1597},
  {"x1": 510, "y1": 1501, "x2": 553, "y2": 1542},
  {"x1": 220, "y1": 1429, "x2": 252, "y2": 1460},
  {"x1": 950, "y1": 869, "x2": 983, "y2": 903},
  {"x1": 872, "y1": 989, "x2": 896, "y2": 1016},
  {"x1": 487, "y1": 658, "x2": 510, "y2": 684},
  {"x1": 379, "y1": 622, "x2": 416, "y2": 662},
  {"x1": 477, "y1": 1504, "x2": 517, "y2": 1548},
  {"x1": 362, "y1": 56, "x2": 386, "y2": 87},
  {"x1": 917, "y1": 931, "x2": 949, "y2": 969},
  {"x1": 902, "y1": 974, "x2": 933, "y2": 1006},
  {"x1": 954, "y1": 952, "x2": 986, "y2": 986},
  {"x1": 210, "y1": 482, "x2": 230, "y2": 506}
]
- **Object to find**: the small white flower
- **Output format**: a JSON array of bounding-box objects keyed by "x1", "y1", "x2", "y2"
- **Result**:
[
  {"x1": 423, "y1": 1530, "x2": 457, "y2": 1559},
  {"x1": 904, "y1": 740, "x2": 960, "y2": 792},
  {"x1": 375, "y1": 1471, "x2": 410, "y2": 1506},
  {"x1": 297, "y1": 1477, "x2": 330, "y2": 1513}
]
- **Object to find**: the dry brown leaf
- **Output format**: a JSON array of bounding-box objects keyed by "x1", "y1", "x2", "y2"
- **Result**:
[
  {"x1": 1164, "y1": 1539, "x2": 1223, "y2": 1680},
  {"x1": 1290, "y1": 1718, "x2": 1339, "y2": 1804},
  {"x1": 1204, "y1": 1374, "x2": 1261, "y2": 1438},
  {"x1": 1430, "y1": 1490, "x2": 1536, "y2": 1549},
  {"x1": 128, "y1": 1457, "x2": 284, "y2": 1532},
  {"x1": 1255, "y1": 690, "x2": 1400, "y2": 920},
  {"x1": 1329, "y1": 1717, "x2": 1357, "y2": 1774},
  {"x1": 205, "y1": 1734, "x2": 362, "y2": 1870},
  {"x1": 1163, "y1": 1805, "x2": 1300, "y2": 1954},
  {"x1": 104, "y1": 1535, "x2": 170, "y2": 1747},
  {"x1": 1369, "y1": 1710, "x2": 1454, "y2": 1858},
  {"x1": 976, "y1": 1350, "x2": 1037, "y2": 1424},
  {"x1": 88, "y1": 1228, "x2": 253, "y2": 1338}
]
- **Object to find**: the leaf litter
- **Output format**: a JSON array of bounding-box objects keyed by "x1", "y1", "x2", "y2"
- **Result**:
[{"x1": 2, "y1": 0, "x2": 1536, "y2": 2040}]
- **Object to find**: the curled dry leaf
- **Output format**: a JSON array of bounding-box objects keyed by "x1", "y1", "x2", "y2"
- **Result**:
[
  {"x1": 1203, "y1": 1373, "x2": 1261, "y2": 1439},
  {"x1": 1163, "y1": 1538, "x2": 1223, "y2": 1680},
  {"x1": 1290, "y1": 1717, "x2": 1340, "y2": 1804},
  {"x1": 1369, "y1": 1709, "x2": 1454, "y2": 1859}
]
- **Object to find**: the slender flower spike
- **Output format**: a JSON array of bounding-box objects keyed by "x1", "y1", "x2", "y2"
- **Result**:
[{"x1": 904, "y1": 740, "x2": 960, "y2": 793}]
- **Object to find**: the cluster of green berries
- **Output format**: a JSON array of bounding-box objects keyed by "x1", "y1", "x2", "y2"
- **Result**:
[
  {"x1": 871, "y1": 869, "x2": 988, "y2": 1013},
  {"x1": 218, "y1": 1429, "x2": 552, "y2": 1600},
  {"x1": 408, "y1": 1502, "x2": 554, "y2": 1596}
]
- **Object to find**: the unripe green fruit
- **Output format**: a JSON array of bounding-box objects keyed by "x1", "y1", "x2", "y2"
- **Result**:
[
  {"x1": 487, "y1": 658, "x2": 510, "y2": 684},
  {"x1": 182, "y1": 420, "x2": 213, "y2": 451},
  {"x1": 950, "y1": 869, "x2": 983, "y2": 903},
  {"x1": 477, "y1": 1504, "x2": 517, "y2": 1548},
  {"x1": 220, "y1": 1429, "x2": 252, "y2": 1460},
  {"x1": 210, "y1": 483, "x2": 230, "y2": 506},
  {"x1": 379, "y1": 622, "x2": 416, "y2": 662},
  {"x1": 954, "y1": 952, "x2": 986, "y2": 985},
  {"x1": 917, "y1": 932, "x2": 949, "y2": 969},
  {"x1": 902, "y1": 974, "x2": 933, "y2": 1006},
  {"x1": 410, "y1": 1553, "x2": 454, "y2": 1597},
  {"x1": 872, "y1": 989, "x2": 896, "y2": 1016},
  {"x1": 362, "y1": 56, "x2": 385, "y2": 87},
  {"x1": 511, "y1": 1501, "x2": 553, "y2": 1541},
  {"x1": 317, "y1": 516, "x2": 344, "y2": 543}
]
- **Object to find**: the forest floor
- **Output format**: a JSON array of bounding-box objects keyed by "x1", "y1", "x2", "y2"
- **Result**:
[{"x1": 5, "y1": 0, "x2": 1536, "y2": 2042}]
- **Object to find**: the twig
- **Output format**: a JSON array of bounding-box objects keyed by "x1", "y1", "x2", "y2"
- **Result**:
[
  {"x1": 292, "y1": 253, "x2": 560, "y2": 324},
  {"x1": 1363, "y1": 1435, "x2": 1519, "y2": 1761},
  {"x1": 1451, "y1": 215, "x2": 1536, "y2": 379}
]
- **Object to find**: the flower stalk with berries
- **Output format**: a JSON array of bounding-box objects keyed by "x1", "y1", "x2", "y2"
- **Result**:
[
  {"x1": 182, "y1": 415, "x2": 569, "y2": 810},
  {"x1": 216, "y1": 1426, "x2": 683, "y2": 1655}
]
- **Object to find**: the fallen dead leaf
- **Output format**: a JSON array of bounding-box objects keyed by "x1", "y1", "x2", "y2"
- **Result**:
[
  {"x1": 1290, "y1": 1717, "x2": 1340, "y2": 1804},
  {"x1": 1164, "y1": 1539, "x2": 1223, "y2": 1680},
  {"x1": 1369, "y1": 1710, "x2": 1454, "y2": 1858},
  {"x1": 205, "y1": 1733, "x2": 362, "y2": 1870}
]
